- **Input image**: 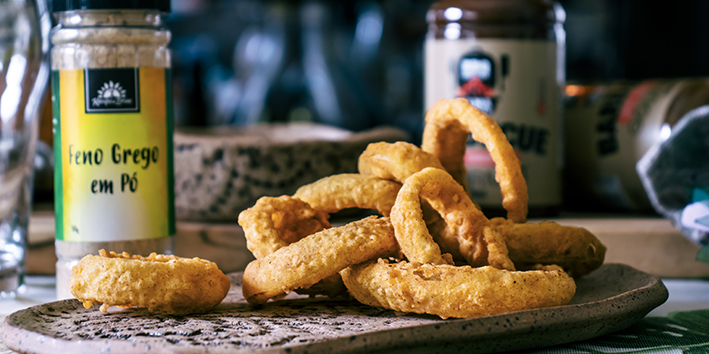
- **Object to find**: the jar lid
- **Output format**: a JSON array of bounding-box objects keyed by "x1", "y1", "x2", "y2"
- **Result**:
[
  {"x1": 427, "y1": 0, "x2": 559, "y2": 25},
  {"x1": 51, "y1": 0, "x2": 170, "y2": 12}
]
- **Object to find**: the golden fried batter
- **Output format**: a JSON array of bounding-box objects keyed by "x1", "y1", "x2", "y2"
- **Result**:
[
  {"x1": 70, "y1": 250, "x2": 231, "y2": 314},
  {"x1": 358, "y1": 141, "x2": 446, "y2": 183},
  {"x1": 238, "y1": 195, "x2": 331, "y2": 259},
  {"x1": 488, "y1": 218, "x2": 607, "y2": 277},
  {"x1": 422, "y1": 98, "x2": 528, "y2": 223},
  {"x1": 341, "y1": 259, "x2": 576, "y2": 319},
  {"x1": 293, "y1": 174, "x2": 401, "y2": 216},
  {"x1": 242, "y1": 216, "x2": 399, "y2": 304},
  {"x1": 391, "y1": 167, "x2": 512, "y2": 269}
]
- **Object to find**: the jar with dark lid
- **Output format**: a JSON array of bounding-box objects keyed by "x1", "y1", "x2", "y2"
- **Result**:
[
  {"x1": 427, "y1": 0, "x2": 562, "y2": 39},
  {"x1": 424, "y1": 0, "x2": 565, "y2": 219},
  {"x1": 50, "y1": 0, "x2": 175, "y2": 299}
]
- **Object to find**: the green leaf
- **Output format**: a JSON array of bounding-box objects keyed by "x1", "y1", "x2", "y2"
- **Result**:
[
  {"x1": 668, "y1": 310, "x2": 709, "y2": 335},
  {"x1": 526, "y1": 311, "x2": 709, "y2": 353}
]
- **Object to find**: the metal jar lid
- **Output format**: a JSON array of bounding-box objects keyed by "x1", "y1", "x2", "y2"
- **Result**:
[{"x1": 51, "y1": 0, "x2": 170, "y2": 13}]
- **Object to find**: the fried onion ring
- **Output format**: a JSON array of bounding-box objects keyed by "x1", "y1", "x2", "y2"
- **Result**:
[
  {"x1": 340, "y1": 259, "x2": 576, "y2": 319},
  {"x1": 422, "y1": 98, "x2": 528, "y2": 223},
  {"x1": 242, "y1": 216, "x2": 399, "y2": 304},
  {"x1": 391, "y1": 167, "x2": 512, "y2": 268},
  {"x1": 357, "y1": 141, "x2": 478, "y2": 263},
  {"x1": 358, "y1": 141, "x2": 446, "y2": 183},
  {"x1": 488, "y1": 218, "x2": 607, "y2": 277},
  {"x1": 238, "y1": 196, "x2": 347, "y2": 298},
  {"x1": 238, "y1": 195, "x2": 331, "y2": 260},
  {"x1": 70, "y1": 250, "x2": 231, "y2": 314},
  {"x1": 293, "y1": 174, "x2": 401, "y2": 216}
]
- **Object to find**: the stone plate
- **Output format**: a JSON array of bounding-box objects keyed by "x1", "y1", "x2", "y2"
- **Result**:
[{"x1": 2, "y1": 263, "x2": 668, "y2": 354}]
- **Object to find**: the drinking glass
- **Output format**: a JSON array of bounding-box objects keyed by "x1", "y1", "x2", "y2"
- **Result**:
[{"x1": 0, "y1": 0, "x2": 49, "y2": 297}]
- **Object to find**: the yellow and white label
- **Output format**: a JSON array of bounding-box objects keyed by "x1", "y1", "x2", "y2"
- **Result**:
[
  {"x1": 52, "y1": 67, "x2": 175, "y2": 242},
  {"x1": 425, "y1": 38, "x2": 563, "y2": 209}
]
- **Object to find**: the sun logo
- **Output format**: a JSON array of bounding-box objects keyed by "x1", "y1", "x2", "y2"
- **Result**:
[
  {"x1": 91, "y1": 80, "x2": 132, "y2": 107},
  {"x1": 97, "y1": 81, "x2": 126, "y2": 99}
]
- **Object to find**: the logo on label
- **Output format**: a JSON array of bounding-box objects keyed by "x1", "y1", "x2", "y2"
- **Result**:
[
  {"x1": 457, "y1": 50, "x2": 509, "y2": 115},
  {"x1": 85, "y1": 68, "x2": 140, "y2": 113}
]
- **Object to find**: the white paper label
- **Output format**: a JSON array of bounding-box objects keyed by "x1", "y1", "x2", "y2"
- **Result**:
[{"x1": 424, "y1": 38, "x2": 563, "y2": 209}]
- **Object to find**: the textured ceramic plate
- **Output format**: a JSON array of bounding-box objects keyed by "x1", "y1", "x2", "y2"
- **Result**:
[{"x1": 2, "y1": 263, "x2": 668, "y2": 354}]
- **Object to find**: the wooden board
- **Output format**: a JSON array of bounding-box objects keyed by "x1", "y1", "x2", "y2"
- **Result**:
[
  {"x1": 26, "y1": 212, "x2": 709, "y2": 278},
  {"x1": 552, "y1": 217, "x2": 709, "y2": 278}
]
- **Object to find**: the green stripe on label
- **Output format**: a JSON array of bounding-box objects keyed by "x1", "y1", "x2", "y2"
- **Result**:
[
  {"x1": 165, "y1": 68, "x2": 176, "y2": 235},
  {"x1": 52, "y1": 70, "x2": 64, "y2": 241}
]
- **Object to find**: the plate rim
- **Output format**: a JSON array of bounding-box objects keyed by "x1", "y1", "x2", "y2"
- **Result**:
[{"x1": 1, "y1": 263, "x2": 669, "y2": 354}]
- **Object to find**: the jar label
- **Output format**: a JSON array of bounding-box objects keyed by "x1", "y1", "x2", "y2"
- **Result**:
[
  {"x1": 84, "y1": 68, "x2": 140, "y2": 113},
  {"x1": 563, "y1": 80, "x2": 687, "y2": 212},
  {"x1": 52, "y1": 68, "x2": 175, "y2": 241},
  {"x1": 424, "y1": 39, "x2": 562, "y2": 209}
]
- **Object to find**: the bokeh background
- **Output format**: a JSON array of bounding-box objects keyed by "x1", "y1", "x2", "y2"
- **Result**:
[
  {"x1": 35, "y1": 0, "x2": 709, "y2": 214},
  {"x1": 164, "y1": 0, "x2": 709, "y2": 135}
]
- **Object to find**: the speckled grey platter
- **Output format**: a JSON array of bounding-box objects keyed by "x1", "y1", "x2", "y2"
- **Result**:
[{"x1": 2, "y1": 263, "x2": 667, "y2": 354}]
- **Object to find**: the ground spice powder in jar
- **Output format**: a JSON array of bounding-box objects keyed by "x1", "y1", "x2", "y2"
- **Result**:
[
  {"x1": 425, "y1": 0, "x2": 566, "y2": 218},
  {"x1": 50, "y1": 1, "x2": 175, "y2": 299}
]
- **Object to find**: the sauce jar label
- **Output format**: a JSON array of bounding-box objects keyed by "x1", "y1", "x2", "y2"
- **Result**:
[
  {"x1": 563, "y1": 79, "x2": 706, "y2": 212},
  {"x1": 52, "y1": 67, "x2": 175, "y2": 242},
  {"x1": 425, "y1": 38, "x2": 562, "y2": 209}
]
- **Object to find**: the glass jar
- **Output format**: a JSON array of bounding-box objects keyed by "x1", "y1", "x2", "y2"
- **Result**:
[
  {"x1": 424, "y1": 0, "x2": 565, "y2": 218},
  {"x1": 564, "y1": 78, "x2": 709, "y2": 213},
  {"x1": 0, "y1": 0, "x2": 49, "y2": 297},
  {"x1": 50, "y1": 1, "x2": 175, "y2": 299}
]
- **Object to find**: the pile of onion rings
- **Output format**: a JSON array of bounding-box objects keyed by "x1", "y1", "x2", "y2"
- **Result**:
[{"x1": 237, "y1": 98, "x2": 606, "y2": 319}]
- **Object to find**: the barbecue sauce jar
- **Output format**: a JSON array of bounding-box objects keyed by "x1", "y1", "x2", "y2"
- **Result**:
[{"x1": 424, "y1": 0, "x2": 566, "y2": 218}]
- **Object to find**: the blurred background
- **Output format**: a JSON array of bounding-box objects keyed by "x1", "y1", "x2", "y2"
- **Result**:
[
  {"x1": 161, "y1": 0, "x2": 709, "y2": 128},
  {"x1": 18, "y1": 0, "x2": 709, "y2": 279},
  {"x1": 34, "y1": 0, "x2": 709, "y2": 214}
]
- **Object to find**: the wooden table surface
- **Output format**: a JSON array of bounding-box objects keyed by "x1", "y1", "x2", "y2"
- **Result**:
[{"x1": 26, "y1": 211, "x2": 709, "y2": 279}]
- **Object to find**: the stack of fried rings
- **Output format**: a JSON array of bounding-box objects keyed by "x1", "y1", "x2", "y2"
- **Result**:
[{"x1": 238, "y1": 98, "x2": 606, "y2": 319}]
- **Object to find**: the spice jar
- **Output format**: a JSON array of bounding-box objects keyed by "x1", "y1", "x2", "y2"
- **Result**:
[
  {"x1": 50, "y1": 0, "x2": 175, "y2": 299},
  {"x1": 424, "y1": 0, "x2": 565, "y2": 218},
  {"x1": 564, "y1": 78, "x2": 709, "y2": 212}
]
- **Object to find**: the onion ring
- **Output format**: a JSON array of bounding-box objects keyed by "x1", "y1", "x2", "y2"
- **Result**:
[
  {"x1": 422, "y1": 98, "x2": 528, "y2": 223},
  {"x1": 358, "y1": 141, "x2": 446, "y2": 183},
  {"x1": 242, "y1": 216, "x2": 398, "y2": 304},
  {"x1": 358, "y1": 142, "x2": 483, "y2": 264},
  {"x1": 481, "y1": 225, "x2": 517, "y2": 271},
  {"x1": 238, "y1": 196, "x2": 347, "y2": 298},
  {"x1": 242, "y1": 216, "x2": 399, "y2": 304},
  {"x1": 391, "y1": 167, "x2": 510, "y2": 268},
  {"x1": 70, "y1": 250, "x2": 231, "y2": 314},
  {"x1": 488, "y1": 218, "x2": 607, "y2": 277},
  {"x1": 238, "y1": 195, "x2": 331, "y2": 260},
  {"x1": 340, "y1": 168, "x2": 575, "y2": 319},
  {"x1": 293, "y1": 173, "x2": 401, "y2": 216},
  {"x1": 340, "y1": 259, "x2": 576, "y2": 319}
]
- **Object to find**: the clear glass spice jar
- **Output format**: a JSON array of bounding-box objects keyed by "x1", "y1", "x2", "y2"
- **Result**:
[
  {"x1": 50, "y1": 1, "x2": 175, "y2": 299},
  {"x1": 424, "y1": 0, "x2": 566, "y2": 218}
]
